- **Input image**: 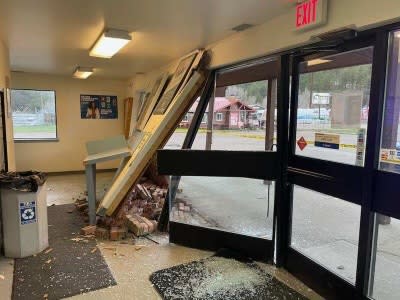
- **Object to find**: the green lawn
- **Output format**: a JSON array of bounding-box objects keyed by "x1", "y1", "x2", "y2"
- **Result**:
[{"x1": 14, "y1": 125, "x2": 56, "y2": 133}]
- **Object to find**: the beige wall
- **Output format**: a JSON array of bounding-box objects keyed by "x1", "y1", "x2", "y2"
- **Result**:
[
  {"x1": 12, "y1": 73, "x2": 127, "y2": 172},
  {"x1": 11, "y1": 0, "x2": 400, "y2": 172},
  {"x1": 129, "y1": 0, "x2": 400, "y2": 101},
  {"x1": 0, "y1": 40, "x2": 16, "y2": 171}
]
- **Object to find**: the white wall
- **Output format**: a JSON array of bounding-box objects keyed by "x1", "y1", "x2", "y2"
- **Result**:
[
  {"x1": 12, "y1": 73, "x2": 127, "y2": 172},
  {"x1": 0, "y1": 40, "x2": 16, "y2": 171}
]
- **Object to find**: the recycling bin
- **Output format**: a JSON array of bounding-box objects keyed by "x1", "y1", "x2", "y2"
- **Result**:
[{"x1": 0, "y1": 172, "x2": 48, "y2": 258}]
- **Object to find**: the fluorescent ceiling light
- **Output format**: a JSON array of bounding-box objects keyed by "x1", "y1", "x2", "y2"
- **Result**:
[
  {"x1": 90, "y1": 29, "x2": 131, "y2": 58},
  {"x1": 307, "y1": 59, "x2": 332, "y2": 66},
  {"x1": 73, "y1": 67, "x2": 93, "y2": 79}
]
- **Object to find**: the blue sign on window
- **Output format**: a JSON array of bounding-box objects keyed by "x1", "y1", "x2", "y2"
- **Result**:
[{"x1": 19, "y1": 201, "x2": 37, "y2": 225}]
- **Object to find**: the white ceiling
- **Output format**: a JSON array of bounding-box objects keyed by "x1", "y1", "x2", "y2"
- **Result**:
[{"x1": 0, "y1": 0, "x2": 294, "y2": 79}]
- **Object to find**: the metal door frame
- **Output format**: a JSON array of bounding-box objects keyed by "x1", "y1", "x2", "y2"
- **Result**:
[
  {"x1": 158, "y1": 69, "x2": 278, "y2": 262},
  {"x1": 157, "y1": 20, "x2": 400, "y2": 299},
  {"x1": 275, "y1": 31, "x2": 389, "y2": 299}
]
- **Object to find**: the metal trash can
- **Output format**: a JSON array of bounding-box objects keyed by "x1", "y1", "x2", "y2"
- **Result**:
[{"x1": 0, "y1": 171, "x2": 48, "y2": 258}]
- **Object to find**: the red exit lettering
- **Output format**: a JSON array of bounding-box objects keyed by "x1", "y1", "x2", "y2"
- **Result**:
[{"x1": 296, "y1": 0, "x2": 319, "y2": 28}]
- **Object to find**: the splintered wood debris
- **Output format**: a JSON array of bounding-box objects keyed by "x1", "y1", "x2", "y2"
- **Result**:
[{"x1": 44, "y1": 248, "x2": 53, "y2": 254}]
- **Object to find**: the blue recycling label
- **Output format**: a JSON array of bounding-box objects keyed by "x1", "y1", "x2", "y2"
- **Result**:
[{"x1": 19, "y1": 201, "x2": 37, "y2": 225}]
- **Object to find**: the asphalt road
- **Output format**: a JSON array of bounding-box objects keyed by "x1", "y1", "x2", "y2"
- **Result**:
[{"x1": 165, "y1": 129, "x2": 362, "y2": 166}]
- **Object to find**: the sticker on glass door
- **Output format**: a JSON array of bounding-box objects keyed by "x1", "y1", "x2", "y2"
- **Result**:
[{"x1": 297, "y1": 136, "x2": 308, "y2": 151}]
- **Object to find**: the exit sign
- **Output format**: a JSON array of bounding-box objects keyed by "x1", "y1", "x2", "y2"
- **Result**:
[{"x1": 295, "y1": 0, "x2": 328, "y2": 31}]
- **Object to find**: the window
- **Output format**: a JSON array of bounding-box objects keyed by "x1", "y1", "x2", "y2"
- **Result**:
[
  {"x1": 209, "y1": 79, "x2": 276, "y2": 151},
  {"x1": 170, "y1": 176, "x2": 275, "y2": 239},
  {"x1": 379, "y1": 31, "x2": 400, "y2": 174},
  {"x1": 201, "y1": 113, "x2": 208, "y2": 124},
  {"x1": 182, "y1": 114, "x2": 189, "y2": 122},
  {"x1": 370, "y1": 214, "x2": 400, "y2": 300},
  {"x1": 295, "y1": 47, "x2": 373, "y2": 166},
  {"x1": 291, "y1": 185, "x2": 361, "y2": 284},
  {"x1": 11, "y1": 89, "x2": 57, "y2": 140}
]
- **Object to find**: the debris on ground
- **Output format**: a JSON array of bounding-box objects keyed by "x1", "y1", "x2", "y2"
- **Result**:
[
  {"x1": 80, "y1": 225, "x2": 96, "y2": 236},
  {"x1": 74, "y1": 177, "x2": 167, "y2": 241},
  {"x1": 44, "y1": 248, "x2": 53, "y2": 254},
  {"x1": 135, "y1": 245, "x2": 144, "y2": 251},
  {"x1": 95, "y1": 227, "x2": 109, "y2": 240},
  {"x1": 110, "y1": 226, "x2": 127, "y2": 241}
]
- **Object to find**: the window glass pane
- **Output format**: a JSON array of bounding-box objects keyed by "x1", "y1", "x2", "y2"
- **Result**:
[
  {"x1": 208, "y1": 80, "x2": 277, "y2": 151},
  {"x1": 380, "y1": 32, "x2": 400, "y2": 173},
  {"x1": 11, "y1": 89, "x2": 57, "y2": 140},
  {"x1": 371, "y1": 215, "x2": 400, "y2": 300},
  {"x1": 291, "y1": 185, "x2": 361, "y2": 284},
  {"x1": 163, "y1": 97, "x2": 206, "y2": 150},
  {"x1": 295, "y1": 47, "x2": 373, "y2": 166},
  {"x1": 170, "y1": 176, "x2": 275, "y2": 239},
  {"x1": 163, "y1": 117, "x2": 188, "y2": 150}
]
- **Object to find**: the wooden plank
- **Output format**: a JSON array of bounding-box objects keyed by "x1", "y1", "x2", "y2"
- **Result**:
[
  {"x1": 124, "y1": 97, "x2": 133, "y2": 139},
  {"x1": 97, "y1": 70, "x2": 206, "y2": 216}
]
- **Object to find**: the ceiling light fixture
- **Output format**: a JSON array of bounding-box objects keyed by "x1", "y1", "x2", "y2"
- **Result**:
[
  {"x1": 89, "y1": 29, "x2": 132, "y2": 58},
  {"x1": 73, "y1": 67, "x2": 94, "y2": 79},
  {"x1": 307, "y1": 58, "x2": 332, "y2": 66}
]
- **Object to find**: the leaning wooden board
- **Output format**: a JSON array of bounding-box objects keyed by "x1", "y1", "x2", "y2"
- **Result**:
[
  {"x1": 97, "y1": 70, "x2": 206, "y2": 216},
  {"x1": 128, "y1": 50, "x2": 204, "y2": 150},
  {"x1": 136, "y1": 73, "x2": 169, "y2": 132}
]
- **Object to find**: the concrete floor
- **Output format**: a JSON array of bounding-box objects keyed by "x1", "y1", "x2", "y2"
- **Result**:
[
  {"x1": 0, "y1": 257, "x2": 14, "y2": 300},
  {"x1": 0, "y1": 172, "x2": 321, "y2": 299}
]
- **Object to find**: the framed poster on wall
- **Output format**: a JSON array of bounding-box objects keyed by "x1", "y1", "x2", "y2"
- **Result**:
[{"x1": 80, "y1": 94, "x2": 118, "y2": 119}]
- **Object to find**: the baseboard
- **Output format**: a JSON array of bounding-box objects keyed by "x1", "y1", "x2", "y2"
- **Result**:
[{"x1": 47, "y1": 168, "x2": 118, "y2": 176}]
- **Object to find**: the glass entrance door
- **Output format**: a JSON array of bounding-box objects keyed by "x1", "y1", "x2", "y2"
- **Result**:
[{"x1": 284, "y1": 37, "x2": 380, "y2": 298}]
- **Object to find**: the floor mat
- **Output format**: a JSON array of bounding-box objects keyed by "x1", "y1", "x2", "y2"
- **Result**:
[
  {"x1": 150, "y1": 249, "x2": 308, "y2": 300},
  {"x1": 12, "y1": 204, "x2": 116, "y2": 300}
]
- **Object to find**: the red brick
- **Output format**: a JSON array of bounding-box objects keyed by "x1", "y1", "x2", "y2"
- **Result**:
[
  {"x1": 95, "y1": 227, "x2": 109, "y2": 240},
  {"x1": 110, "y1": 227, "x2": 127, "y2": 241},
  {"x1": 81, "y1": 225, "x2": 96, "y2": 236}
]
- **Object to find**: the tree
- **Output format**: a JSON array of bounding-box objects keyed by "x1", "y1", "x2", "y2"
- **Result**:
[
  {"x1": 225, "y1": 81, "x2": 268, "y2": 105},
  {"x1": 11, "y1": 90, "x2": 55, "y2": 113},
  {"x1": 299, "y1": 64, "x2": 372, "y2": 93}
]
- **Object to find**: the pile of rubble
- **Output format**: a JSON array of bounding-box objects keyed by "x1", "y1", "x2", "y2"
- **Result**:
[{"x1": 75, "y1": 177, "x2": 167, "y2": 241}]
